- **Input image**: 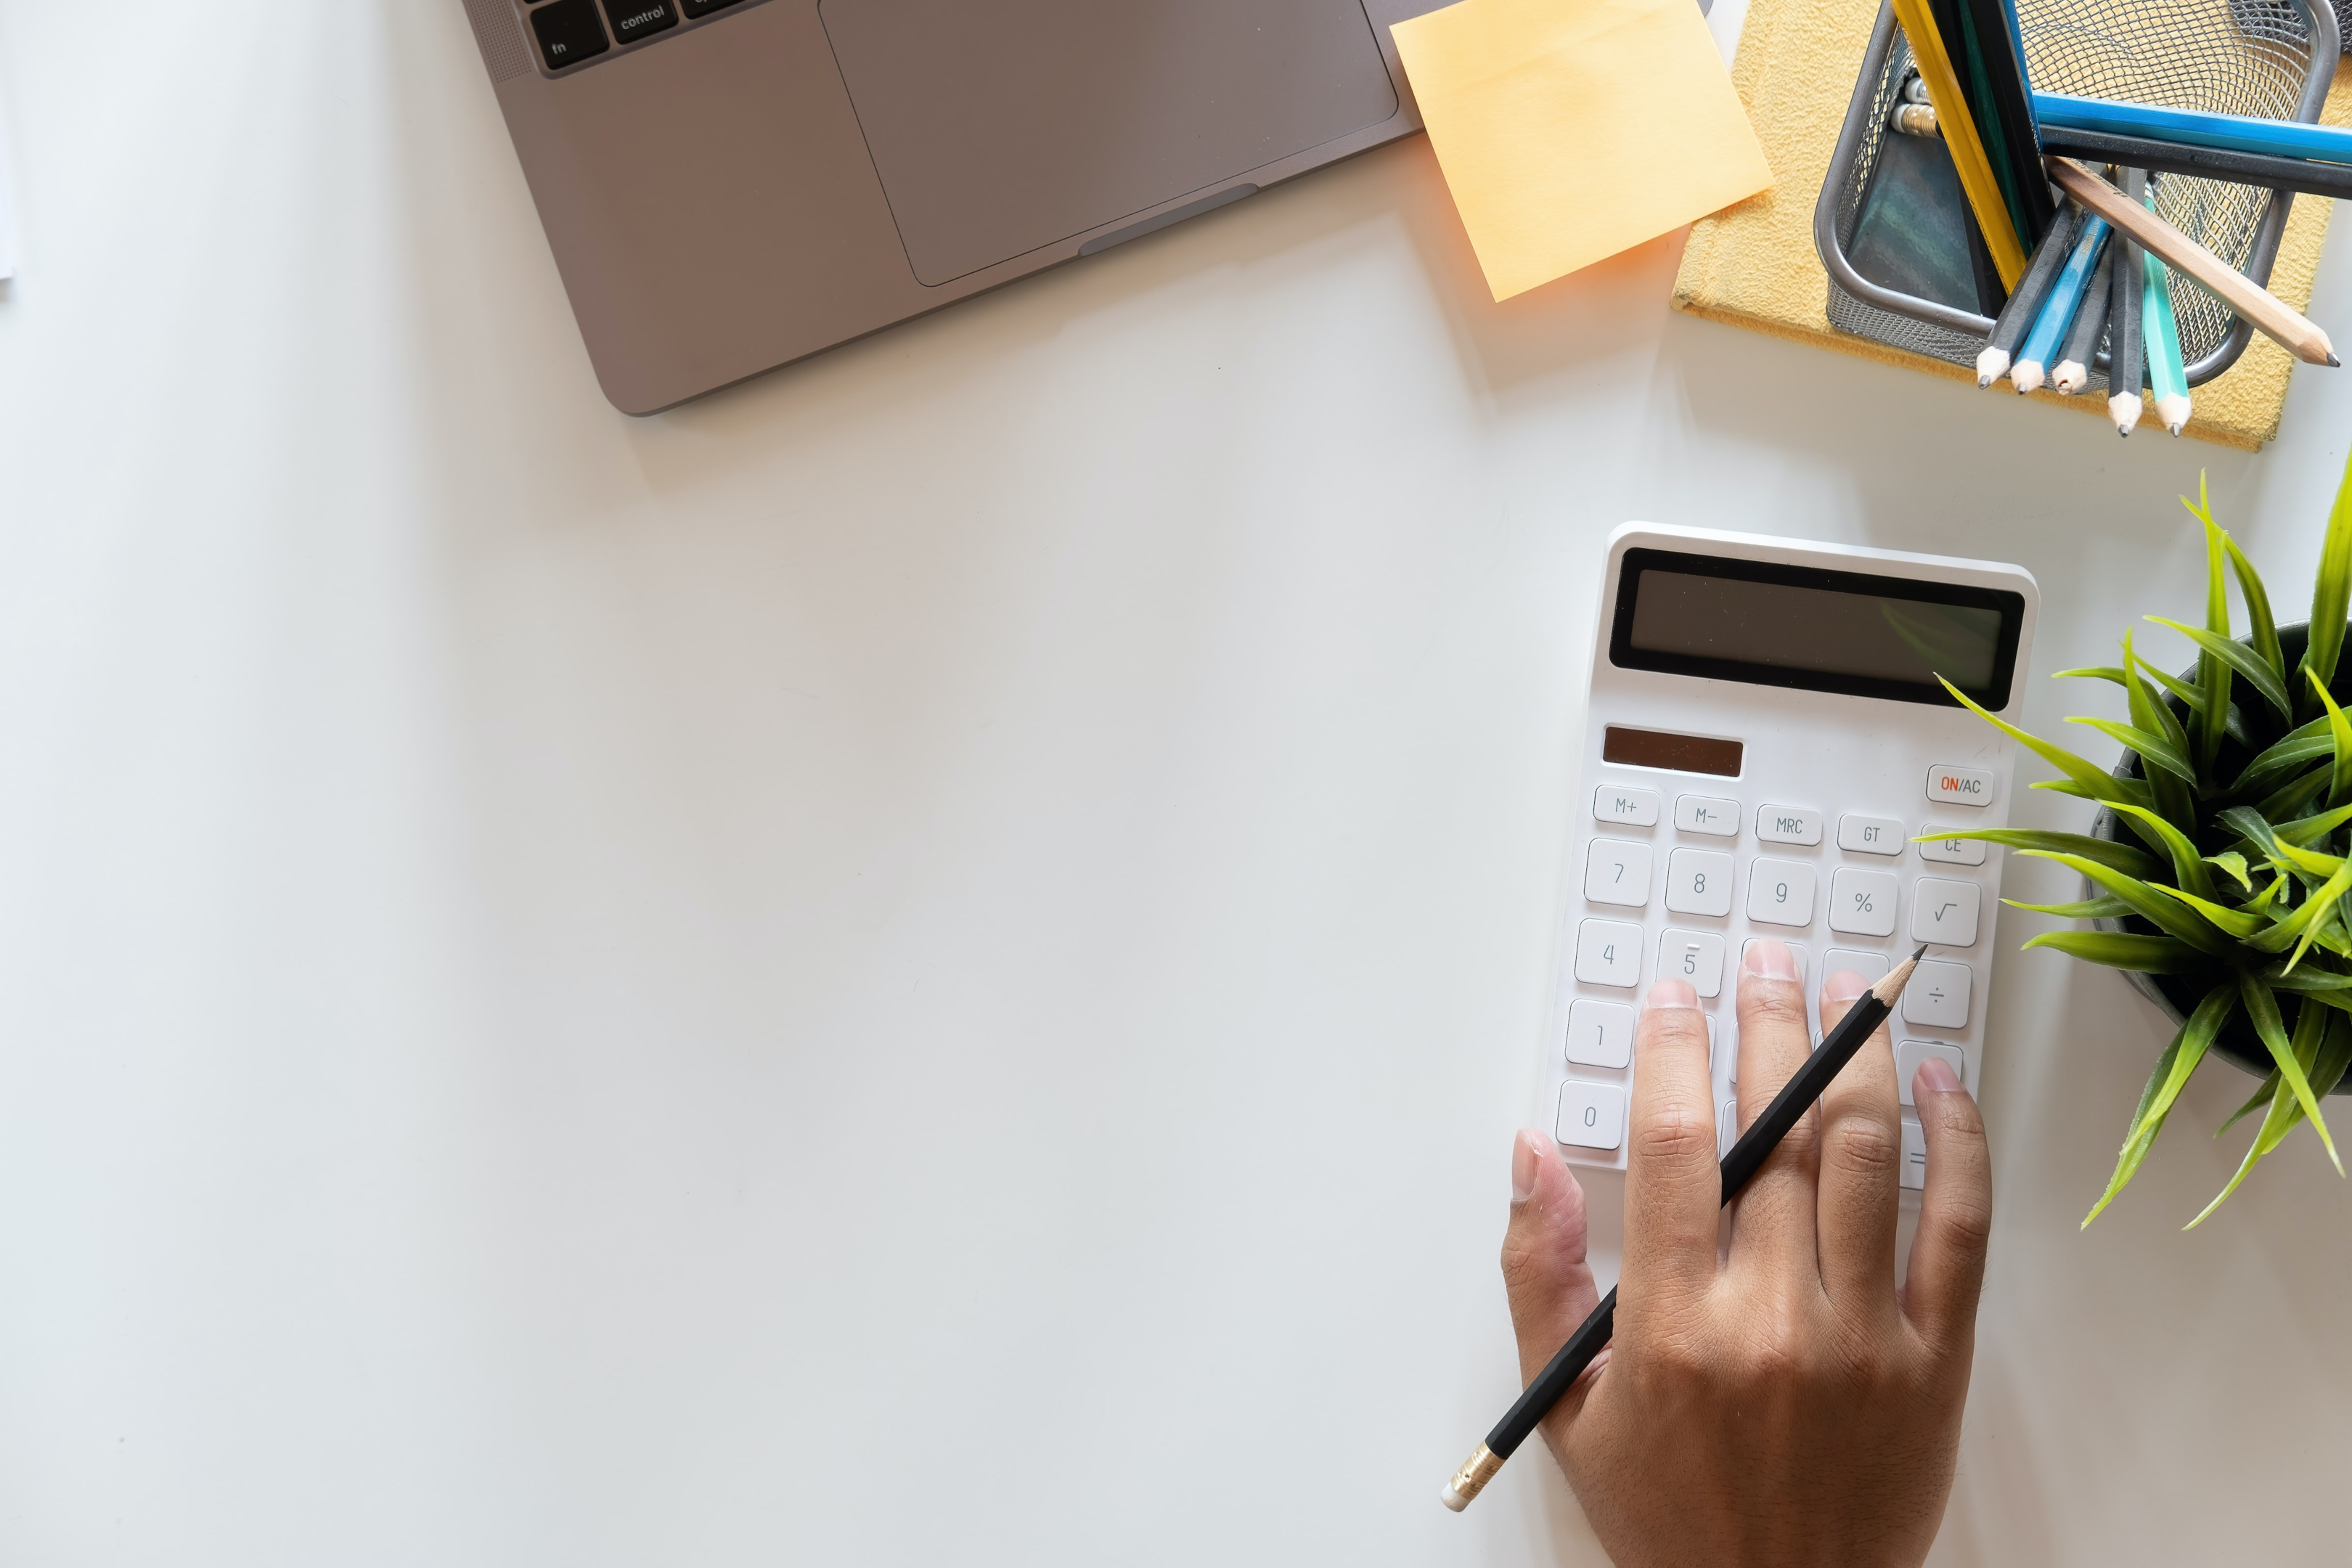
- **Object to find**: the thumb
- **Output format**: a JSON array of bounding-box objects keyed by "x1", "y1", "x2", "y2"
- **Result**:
[{"x1": 1500, "y1": 1129, "x2": 1604, "y2": 1405}]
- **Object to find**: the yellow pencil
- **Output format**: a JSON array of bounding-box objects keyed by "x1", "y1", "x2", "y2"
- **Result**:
[{"x1": 1887, "y1": 0, "x2": 2029, "y2": 288}]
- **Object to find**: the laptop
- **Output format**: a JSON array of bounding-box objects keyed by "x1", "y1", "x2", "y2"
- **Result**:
[{"x1": 459, "y1": 0, "x2": 1445, "y2": 414}]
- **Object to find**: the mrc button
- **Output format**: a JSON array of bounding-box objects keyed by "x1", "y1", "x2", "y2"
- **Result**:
[{"x1": 1925, "y1": 764, "x2": 1994, "y2": 807}]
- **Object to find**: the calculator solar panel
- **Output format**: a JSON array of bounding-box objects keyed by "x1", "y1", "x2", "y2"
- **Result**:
[{"x1": 1547, "y1": 526, "x2": 2038, "y2": 1199}]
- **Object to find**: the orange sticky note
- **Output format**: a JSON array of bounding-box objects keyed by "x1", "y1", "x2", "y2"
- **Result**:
[{"x1": 1392, "y1": 0, "x2": 1773, "y2": 301}]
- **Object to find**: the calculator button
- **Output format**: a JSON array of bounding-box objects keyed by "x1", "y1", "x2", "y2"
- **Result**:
[
  {"x1": 1828, "y1": 868, "x2": 1898, "y2": 936},
  {"x1": 1557, "y1": 1079, "x2": 1627, "y2": 1151},
  {"x1": 1911, "y1": 878, "x2": 1982, "y2": 947},
  {"x1": 1740, "y1": 939, "x2": 1808, "y2": 987},
  {"x1": 1901, "y1": 960, "x2": 1973, "y2": 1028},
  {"x1": 1900, "y1": 1118, "x2": 1928, "y2": 1189},
  {"x1": 1665, "y1": 849, "x2": 1735, "y2": 915},
  {"x1": 1916, "y1": 832, "x2": 1989, "y2": 866},
  {"x1": 1720, "y1": 1097, "x2": 1739, "y2": 1156},
  {"x1": 1574, "y1": 919, "x2": 1644, "y2": 987},
  {"x1": 1755, "y1": 804, "x2": 1823, "y2": 844},
  {"x1": 1594, "y1": 784, "x2": 1662, "y2": 826},
  {"x1": 1837, "y1": 814, "x2": 1906, "y2": 856},
  {"x1": 1746, "y1": 857, "x2": 1818, "y2": 926},
  {"x1": 1584, "y1": 838, "x2": 1653, "y2": 907},
  {"x1": 1657, "y1": 928, "x2": 1727, "y2": 997},
  {"x1": 1822, "y1": 947, "x2": 1890, "y2": 987},
  {"x1": 1675, "y1": 794, "x2": 1739, "y2": 836},
  {"x1": 1896, "y1": 1040, "x2": 1968, "y2": 1106},
  {"x1": 1925, "y1": 764, "x2": 1996, "y2": 807},
  {"x1": 1567, "y1": 998, "x2": 1636, "y2": 1068}
]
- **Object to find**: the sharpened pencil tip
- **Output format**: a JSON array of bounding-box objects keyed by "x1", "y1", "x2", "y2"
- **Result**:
[
  {"x1": 1913, "y1": 943, "x2": 1931, "y2": 961},
  {"x1": 2330, "y1": 354, "x2": 2342, "y2": 368}
]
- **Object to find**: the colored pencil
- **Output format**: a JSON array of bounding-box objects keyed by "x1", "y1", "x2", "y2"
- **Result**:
[
  {"x1": 2039, "y1": 124, "x2": 2352, "y2": 203},
  {"x1": 1440, "y1": 950, "x2": 1932, "y2": 1514},
  {"x1": 2142, "y1": 192, "x2": 2191, "y2": 436},
  {"x1": 2036, "y1": 92, "x2": 2352, "y2": 168},
  {"x1": 1977, "y1": 201, "x2": 2078, "y2": 385},
  {"x1": 2053, "y1": 243, "x2": 2115, "y2": 395},
  {"x1": 1959, "y1": 0, "x2": 2056, "y2": 241},
  {"x1": 1939, "y1": 0, "x2": 2027, "y2": 246},
  {"x1": 2047, "y1": 158, "x2": 2338, "y2": 369},
  {"x1": 1890, "y1": 0, "x2": 2030, "y2": 285},
  {"x1": 2012, "y1": 213, "x2": 2109, "y2": 393},
  {"x1": 2110, "y1": 170, "x2": 2146, "y2": 436}
]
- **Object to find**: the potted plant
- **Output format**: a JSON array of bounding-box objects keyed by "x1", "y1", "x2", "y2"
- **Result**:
[{"x1": 1937, "y1": 473, "x2": 2352, "y2": 1227}]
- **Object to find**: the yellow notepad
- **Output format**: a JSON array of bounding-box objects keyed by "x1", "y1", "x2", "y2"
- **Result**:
[{"x1": 1392, "y1": 0, "x2": 1774, "y2": 301}]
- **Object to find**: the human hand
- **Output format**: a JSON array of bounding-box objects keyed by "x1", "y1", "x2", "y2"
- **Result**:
[{"x1": 1500, "y1": 939, "x2": 1991, "y2": 1568}]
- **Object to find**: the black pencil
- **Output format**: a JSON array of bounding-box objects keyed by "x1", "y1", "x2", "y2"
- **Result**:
[
  {"x1": 1959, "y1": 0, "x2": 2056, "y2": 242},
  {"x1": 2110, "y1": 168, "x2": 2147, "y2": 436},
  {"x1": 2052, "y1": 241, "x2": 2115, "y2": 395},
  {"x1": 1440, "y1": 946, "x2": 1932, "y2": 1513},
  {"x1": 1977, "y1": 201, "x2": 2078, "y2": 385},
  {"x1": 2040, "y1": 124, "x2": 2352, "y2": 202}
]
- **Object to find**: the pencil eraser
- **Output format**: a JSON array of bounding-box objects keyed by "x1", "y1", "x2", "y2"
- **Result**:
[{"x1": 1441, "y1": 1484, "x2": 1471, "y2": 1513}]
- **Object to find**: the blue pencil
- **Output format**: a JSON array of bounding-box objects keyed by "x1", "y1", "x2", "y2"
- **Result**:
[
  {"x1": 2011, "y1": 213, "x2": 2110, "y2": 393},
  {"x1": 2035, "y1": 91, "x2": 2352, "y2": 167}
]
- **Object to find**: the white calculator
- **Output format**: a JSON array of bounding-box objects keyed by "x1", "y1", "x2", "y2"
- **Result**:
[{"x1": 1543, "y1": 525, "x2": 2039, "y2": 1196}]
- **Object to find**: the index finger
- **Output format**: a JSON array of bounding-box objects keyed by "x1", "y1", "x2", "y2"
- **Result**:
[{"x1": 1620, "y1": 978, "x2": 1723, "y2": 1309}]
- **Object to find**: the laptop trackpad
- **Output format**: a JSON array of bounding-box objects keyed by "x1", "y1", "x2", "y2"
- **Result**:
[{"x1": 820, "y1": 0, "x2": 1400, "y2": 287}]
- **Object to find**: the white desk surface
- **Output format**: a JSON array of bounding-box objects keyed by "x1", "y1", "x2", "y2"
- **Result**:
[{"x1": 5, "y1": 4, "x2": 2352, "y2": 1564}]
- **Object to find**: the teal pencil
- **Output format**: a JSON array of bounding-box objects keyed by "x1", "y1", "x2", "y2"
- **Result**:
[
  {"x1": 2144, "y1": 245, "x2": 2191, "y2": 436},
  {"x1": 2012, "y1": 213, "x2": 2110, "y2": 393}
]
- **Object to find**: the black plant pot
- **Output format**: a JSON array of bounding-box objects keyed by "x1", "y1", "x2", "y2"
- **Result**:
[{"x1": 2089, "y1": 621, "x2": 2352, "y2": 1089}]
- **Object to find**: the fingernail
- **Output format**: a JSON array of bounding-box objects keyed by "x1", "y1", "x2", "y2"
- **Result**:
[
  {"x1": 1825, "y1": 969, "x2": 1869, "y2": 1004},
  {"x1": 1916, "y1": 1056, "x2": 1963, "y2": 1095},
  {"x1": 1511, "y1": 1129, "x2": 1542, "y2": 1203},
  {"x1": 1646, "y1": 978, "x2": 1700, "y2": 1010},
  {"x1": 1741, "y1": 939, "x2": 1797, "y2": 981}
]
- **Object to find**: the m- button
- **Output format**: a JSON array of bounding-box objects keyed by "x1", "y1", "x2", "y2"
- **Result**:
[{"x1": 1924, "y1": 764, "x2": 1995, "y2": 807}]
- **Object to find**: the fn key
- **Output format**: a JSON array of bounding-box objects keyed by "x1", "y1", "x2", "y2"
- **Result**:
[{"x1": 531, "y1": 0, "x2": 610, "y2": 68}]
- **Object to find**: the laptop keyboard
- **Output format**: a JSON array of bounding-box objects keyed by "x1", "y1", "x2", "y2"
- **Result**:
[{"x1": 523, "y1": 0, "x2": 747, "y2": 73}]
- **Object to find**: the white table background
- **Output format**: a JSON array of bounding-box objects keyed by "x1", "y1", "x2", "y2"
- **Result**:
[{"x1": 5, "y1": 4, "x2": 2352, "y2": 1563}]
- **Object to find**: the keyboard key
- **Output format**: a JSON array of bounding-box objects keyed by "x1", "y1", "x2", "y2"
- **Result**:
[
  {"x1": 1567, "y1": 998, "x2": 1636, "y2": 1069},
  {"x1": 1756, "y1": 804, "x2": 1823, "y2": 844},
  {"x1": 1837, "y1": 813, "x2": 1905, "y2": 856},
  {"x1": 1575, "y1": 919, "x2": 1643, "y2": 987},
  {"x1": 1897, "y1": 1039, "x2": 1968, "y2": 1105},
  {"x1": 1740, "y1": 938, "x2": 1808, "y2": 987},
  {"x1": 682, "y1": 0, "x2": 744, "y2": 16},
  {"x1": 1584, "y1": 838, "x2": 1653, "y2": 907},
  {"x1": 1558, "y1": 1079, "x2": 1627, "y2": 1151},
  {"x1": 1911, "y1": 878, "x2": 1982, "y2": 947},
  {"x1": 1829, "y1": 867, "x2": 1898, "y2": 936},
  {"x1": 1665, "y1": 848, "x2": 1734, "y2": 915},
  {"x1": 607, "y1": 0, "x2": 680, "y2": 41},
  {"x1": 531, "y1": 0, "x2": 611, "y2": 68},
  {"x1": 1900, "y1": 1117, "x2": 1928, "y2": 1189},
  {"x1": 1675, "y1": 794, "x2": 1739, "y2": 836},
  {"x1": 1902, "y1": 960, "x2": 1973, "y2": 1028},
  {"x1": 1746, "y1": 857, "x2": 1818, "y2": 926},
  {"x1": 1925, "y1": 763, "x2": 1995, "y2": 807},
  {"x1": 1594, "y1": 784, "x2": 1662, "y2": 826},
  {"x1": 1916, "y1": 832, "x2": 1989, "y2": 866},
  {"x1": 1657, "y1": 928, "x2": 1727, "y2": 997},
  {"x1": 1821, "y1": 947, "x2": 1889, "y2": 987}
]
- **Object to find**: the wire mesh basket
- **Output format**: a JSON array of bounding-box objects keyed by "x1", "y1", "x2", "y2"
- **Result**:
[{"x1": 1814, "y1": 0, "x2": 2340, "y2": 389}]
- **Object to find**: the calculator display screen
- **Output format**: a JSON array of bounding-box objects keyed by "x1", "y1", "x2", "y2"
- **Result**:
[{"x1": 1609, "y1": 549, "x2": 2025, "y2": 708}]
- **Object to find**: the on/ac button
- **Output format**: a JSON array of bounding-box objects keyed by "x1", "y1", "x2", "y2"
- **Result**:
[{"x1": 1925, "y1": 764, "x2": 1995, "y2": 807}]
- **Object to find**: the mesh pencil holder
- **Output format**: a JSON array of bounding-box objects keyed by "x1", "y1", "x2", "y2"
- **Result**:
[{"x1": 1814, "y1": 0, "x2": 2340, "y2": 390}]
